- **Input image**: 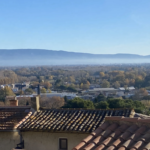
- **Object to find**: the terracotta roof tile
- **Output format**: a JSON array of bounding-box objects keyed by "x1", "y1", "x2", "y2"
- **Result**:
[
  {"x1": 83, "y1": 143, "x2": 96, "y2": 150},
  {"x1": 131, "y1": 140, "x2": 144, "y2": 149},
  {"x1": 95, "y1": 144, "x2": 105, "y2": 150},
  {"x1": 72, "y1": 116, "x2": 150, "y2": 150},
  {"x1": 106, "y1": 145, "x2": 115, "y2": 150},
  {"x1": 73, "y1": 142, "x2": 86, "y2": 150},
  {"x1": 82, "y1": 135, "x2": 94, "y2": 143},
  {"x1": 0, "y1": 106, "x2": 31, "y2": 131},
  {"x1": 93, "y1": 135, "x2": 105, "y2": 144},
  {"x1": 18, "y1": 108, "x2": 132, "y2": 133},
  {"x1": 143, "y1": 142, "x2": 150, "y2": 150}
]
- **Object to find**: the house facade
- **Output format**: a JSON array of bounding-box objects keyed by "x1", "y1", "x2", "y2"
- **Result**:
[
  {"x1": 0, "y1": 102, "x2": 32, "y2": 150},
  {"x1": 73, "y1": 116, "x2": 150, "y2": 150},
  {"x1": 0, "y1": 96, "x2": 135, "y2": 150},
  {"x1": 21, "y1": 132, "x2": 87, "y2": 150}
]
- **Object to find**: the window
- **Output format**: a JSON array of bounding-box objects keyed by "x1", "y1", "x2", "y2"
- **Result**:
[{"x1": 59, "y1": 138, "x2": 68, "y2": 150}]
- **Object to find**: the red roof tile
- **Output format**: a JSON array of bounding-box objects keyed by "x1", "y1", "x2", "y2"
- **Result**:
[
  {"x1": 72, "y1": 116, "x2": 150, "y2": 150},
  {"x1": 0, "y1": 106, "x2": 31, "y2": 131}
]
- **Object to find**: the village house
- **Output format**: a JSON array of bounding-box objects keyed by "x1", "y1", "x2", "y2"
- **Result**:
[
  {"x1": 0, "y1": 98, "x2": 32, "y2": 150},
  {"x1": 73, "y1": 116, "x2": 150, "y2": 150},
  {"x1": 17, "y1": 107, "x2": 134, "y2": 150},
  {"x1": 0, "y1": 96, "x2": 135, "y2": 150}
]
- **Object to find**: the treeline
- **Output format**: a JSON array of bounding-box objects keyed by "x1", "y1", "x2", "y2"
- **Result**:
[
  {"x1": 1, "y1": 65, "x2": 150, "y2": 91},
  {"x1": 0, "y1": 70, "x2": 18, "y2": 84},
  {"x1": 63, "y1": 97, "x2": 149, "y2": 115}
]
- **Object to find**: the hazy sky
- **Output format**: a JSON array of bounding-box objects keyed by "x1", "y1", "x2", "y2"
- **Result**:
[{"x1": 0, "y1": 0, "x2": 150, "y2": 55}]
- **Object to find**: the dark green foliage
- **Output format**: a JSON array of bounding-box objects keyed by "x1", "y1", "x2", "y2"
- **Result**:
[
  {"x1": 58, "y1": 85, "x2": 67, "y2": 90},
  {"x1": 95, "y1": 101, "x2": 109, "y2": 109},
  {"x1": 107, "y1": 99, "x2": 125, "y2": 108},
  {"x1": 24, "y1": 88, "x2": 33, "y2": 94},
  {"x1": 124, "y1": 99, "x2": 134, "y2": 108},
  {"x1": 63, "y1": 97, "x2": 95, "y2": 109},
  {"x1": 63, "y1": 97, "x2": 146, "y2": 114},
  {"x1": 67, "y1": 86, "x2": 77, "y2": 92},
  {"x1": 142, "y1": 75, "x2": 150, "y2": 87},
  {"x1": 57, "y1": 85, "x2": 77, "y2": 92},
  {"x1": 133, "y1": 100, "x2": 145, "y2": 110},
  {"x1": 142, "y1": 95, "x2": 150, "y2": 100},
  {"x1": 55, "y1": 79, "x2": 62, "y2": 86},
  {"x1": 64, "y1": 96, "x2": 68, "y2": 102},
  {"x1": 94, "y1": 94, "x2": 106, "y2": 103},
  {"x1": 0, "y1": 86, "x2": 15, "y2": 102},
  {"x1": 134, "y1": 79, "x2": 143, "y2": 88},
  {"x1": 135, "y1": 75, "x2": 150, "y2": 88}
]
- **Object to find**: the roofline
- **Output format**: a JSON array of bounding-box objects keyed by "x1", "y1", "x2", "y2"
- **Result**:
[
  {"x1": 0, "y1": 106, "x2": 31, "y2": 108},
  {"x1": 40, "y1": 107, "x2": 134, "y2": 110},
  {"x1": 19, "y1": 130, "x2": 91, "y2": 134},
  {"x1": 105, "y1": 116, "x2": 150, "y2": 125},
  {"x1": 0, "y1": 129, "x2": 19, "y2": 132}
]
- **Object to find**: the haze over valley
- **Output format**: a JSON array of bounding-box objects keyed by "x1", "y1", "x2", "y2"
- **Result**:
[{"x1": 0, "y1": 49, "x2": 150, "y2": 66}]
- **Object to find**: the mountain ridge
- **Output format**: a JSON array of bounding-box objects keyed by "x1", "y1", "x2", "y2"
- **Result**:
[
  {"x1": 0, "y1": 49, "x2": 150, "y2": 66},
  {"x1": 0, "y1": 49, "x2": 148, "y2": 57}
]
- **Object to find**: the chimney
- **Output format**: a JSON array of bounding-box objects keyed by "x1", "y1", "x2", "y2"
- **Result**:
[
  {"x1": 9, "y1": 97, "x2": 18, "y2": 106},
  {"x1": 31, "y1": 96, "x2": 40, "y2": 111}
]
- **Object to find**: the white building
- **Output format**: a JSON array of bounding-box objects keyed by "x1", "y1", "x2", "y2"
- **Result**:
[{"x1": 119, "y1": 86, "x2": 135, "y2": 91}]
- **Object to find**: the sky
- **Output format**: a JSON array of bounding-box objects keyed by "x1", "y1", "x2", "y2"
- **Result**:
[{"x1": 0, "y1": 0, "x2": 150, "y2": 55}]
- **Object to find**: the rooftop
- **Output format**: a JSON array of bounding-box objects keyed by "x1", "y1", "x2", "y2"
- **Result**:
[
  {"x1": 88, "y1": 88, "x2": 117, "y2": 92},
  {"x1": 18, "y1": 108, "x2": 134, "y2": 133},
  {"x1": 73, "y1": 116, "x2": 150, "y2": 150},
  {"x1": 0, "y1": 106, "x2": 32, "y2": 131}
]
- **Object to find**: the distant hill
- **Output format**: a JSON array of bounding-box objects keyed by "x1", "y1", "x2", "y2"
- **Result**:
[{"x1": 0, "y1": 49, "x2": 150, "y2": 66}]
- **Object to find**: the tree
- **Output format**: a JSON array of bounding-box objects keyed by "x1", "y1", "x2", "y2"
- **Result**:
[
  {"x1": 69, "y1": 76, "x2": 75, "y2": 83},
  {"x1": 16, "y1": 90, "x2": 24, "y2": 95},
  {"x1": 134, "y1": 78, "x2": 143, "y2": 88},
  {"x1": 87, "y1": 81, "x2": 90, "y2": 85},
  {"x1": 114, "y1": 74, "x2": 125, "y2": 82},
  {"x1": 41, "y1": 88, "x2": 47, "y2": 93},
  {"x1": 107, "y1": 99, "x2": 125, "y2": 108},
  {"x1": 125, "y1": 72, "x2": 135, "y2": 79},
  {"x1": 63, "y1": 97, "x2": 95, "y2": 109},
  {"x1": 64, "y1": 96, "x2": 68, "y2": 102},
  {"x1": 67, "y1": 86, "x2": 77, "y2": 92},
  {"x1": 49, "y1": 75, "x2": 53, "y2": 80},
  {"x1": 139, "y1": 88, "x2": 148, "y2": 96},
  {"x1": 142, "y1": 95, "x2": 150, "y2": 100},
  {"x1": 43, "y1": 82, "x2": 52, "y2": 89},
  {"x1": 82, "y1": 84, "x2": 89, "y2": 90},
  {"x1": 0, "y1": 86, "x2": 15, "y2": 102},
  {"x1": 55, "y1": 79, "x2": 62, "y2": 86},
  {"x1": 95, "y1": 101, "x2": 109, "y2": 109},
  {"x1": 99, "y1": 72, "x2": 105, "y2": 78},
  {"x1": 58, "y1": 85, "x2": 67, "y2": 90},
  {"x1": 124, "y1": 79, "x2": 129, "y2": 86},
  {"x1": 113, "y1": 81, "x2": 120, "y2": 88},
  {"x1": 80, "y1": 83, "x2": 84, "y2": 89},
  {"x1": 94, "y1": 94, "x2": 106, "y2": 103},
  {"x1": 40, "y1": 96, "x2": 65, "y2": 108},
  {"x1": 101, "y1": 80, "x2": 110, "y2": 88},
  {"x1": 142, "y1": 75, "x2": 150, "y2": 87},
  {"x1": 47, "y1": 89, "x2": 51, "y2": 93},
  {"x1": 133, "y1": 88, "x2": 148, "y2": 100},
  {"x1": 24, "y1": 88, "x2": 34, "y2": 95}
]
